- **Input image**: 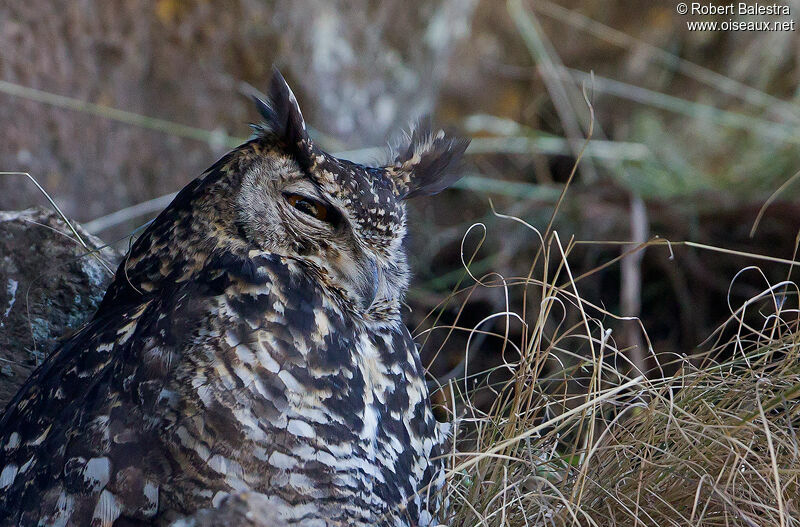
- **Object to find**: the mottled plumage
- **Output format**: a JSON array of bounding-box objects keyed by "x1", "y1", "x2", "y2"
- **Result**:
[{"x1": 0, "y1": 70, "x2": 467, "y2": 526}]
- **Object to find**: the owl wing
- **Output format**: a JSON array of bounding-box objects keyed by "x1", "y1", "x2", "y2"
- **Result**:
[{"x1": 0, "y1": 256, "x2": 233, "y2": 527}]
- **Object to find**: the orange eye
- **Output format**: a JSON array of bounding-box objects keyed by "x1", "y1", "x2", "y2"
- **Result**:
[{"x1": 286, "y1": 193, "x2": 329, "y2": 222}]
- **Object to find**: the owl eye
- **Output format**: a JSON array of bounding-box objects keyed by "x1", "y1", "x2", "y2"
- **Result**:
[{"x1": 284, "y1": 193, "x2": 330, "y2": 222}]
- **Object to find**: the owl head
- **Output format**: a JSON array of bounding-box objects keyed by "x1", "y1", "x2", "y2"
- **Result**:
[
  {"x1": 231, "y1": 70, "x2": 468, "y2": 317},
  {"x1": 106, "y1": 70, "x2": 468, "y2": 320}
]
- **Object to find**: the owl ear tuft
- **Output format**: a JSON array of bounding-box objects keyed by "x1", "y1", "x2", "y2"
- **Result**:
[
  {"x1": 252, "y1": 69, "x2": 313, "y2": 161},
  {"x1": 391, "y1": 124, "x2": 469, "y2": 199}
]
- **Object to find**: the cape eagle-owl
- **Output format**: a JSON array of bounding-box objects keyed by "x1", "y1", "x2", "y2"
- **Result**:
[{"x1": 0, "y1": 70, "x2": 468, "y2": 526}]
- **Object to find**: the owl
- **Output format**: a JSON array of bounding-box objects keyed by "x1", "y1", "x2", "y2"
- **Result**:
[{"x1": 0, "y1": 70, "x2": 468, "y2": 526}]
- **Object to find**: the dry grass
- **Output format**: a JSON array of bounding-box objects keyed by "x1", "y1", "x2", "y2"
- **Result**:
[{"x1": 423, "y1": 216, "x2": 800, "y2": 526}]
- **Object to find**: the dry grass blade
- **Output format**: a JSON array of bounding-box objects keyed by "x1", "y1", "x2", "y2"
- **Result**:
[
  {"x1": 507, "y1": 0, "x2": 598, "y2": 183},
  {"x1": 0, "y1": 172, "x2": 114, "y2": 275}
]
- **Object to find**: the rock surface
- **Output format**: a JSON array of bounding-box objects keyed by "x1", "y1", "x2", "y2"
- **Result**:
[{"x1": 0, "y1": 207, "x2": 119, "y2": 407}]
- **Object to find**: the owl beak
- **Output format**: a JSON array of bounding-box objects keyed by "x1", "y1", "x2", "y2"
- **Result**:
[{"x1": 357, "y1": 258, "x2": 381, "y2": 310}]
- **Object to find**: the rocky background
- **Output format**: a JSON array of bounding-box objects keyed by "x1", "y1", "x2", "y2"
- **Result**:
[
  {"x1": 1, "y1": 0, "x2": 800, "y2": 406},
  {"x1": 0, "y1": 209, "x2": 118, "y2": 407}
]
